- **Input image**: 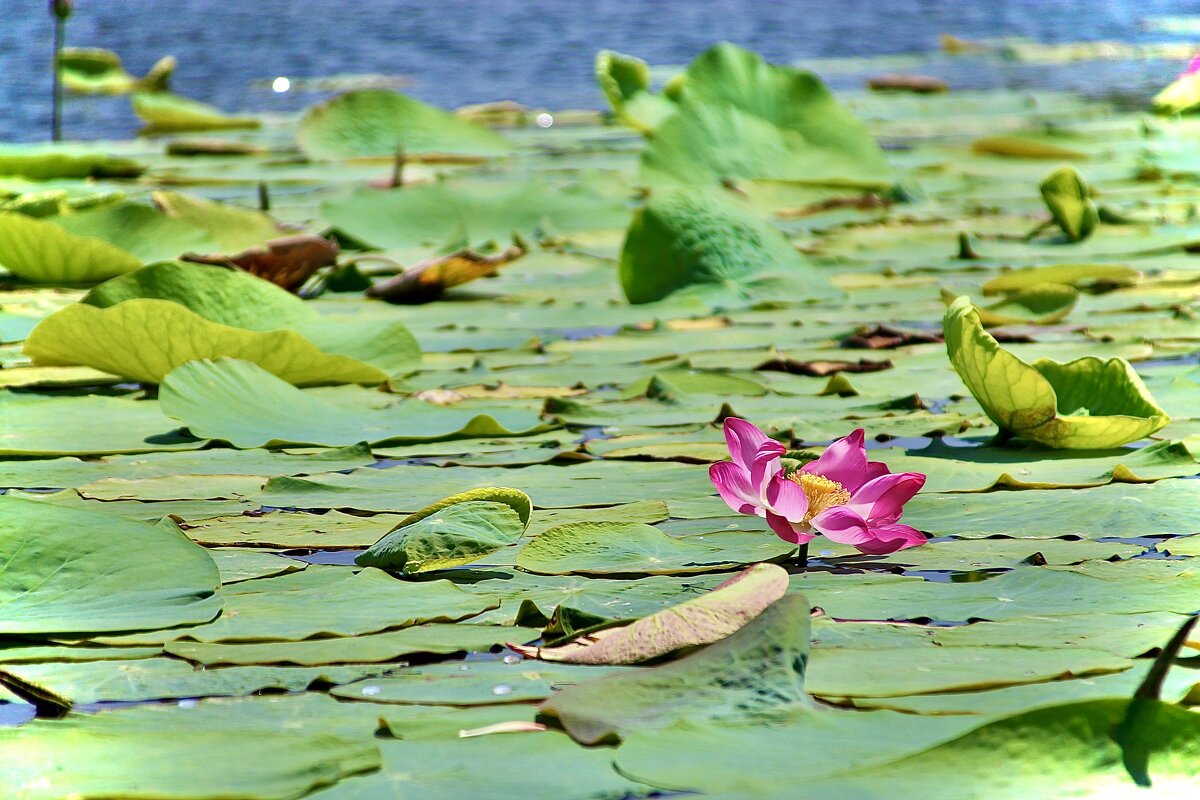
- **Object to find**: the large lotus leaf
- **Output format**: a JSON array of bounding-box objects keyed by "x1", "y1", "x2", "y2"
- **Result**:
[
  {"x1": 23, "y1": 301, "x2": 389, "y2": 385},
  {"x1": 161, "y1": 358, "x2": 547, "y2": 447},
  {"x1": 0, "y1": 658, "x2": 384, "y2": 707},
  {"x1": 320, "y1": 180, "x2": 628, "y2": 250},
  {"x1": 59, "y1": 47, "x2": 174, "y2": 94},
  {"x1": 356, "y1": 499, "x2": 528, "y2": 573},
  {"x1": 516, "y1": 521, "x2": 724, "y2": 576},
  {"x1": 307, "y1": 733, "x2": 648, "y2": 800},
  {"x1": 0, "y1": 146, "x2": 144, "y2": 180},
  {"x1": 257, "y1": 461, "x2": 712, "y2": 512},
  {"x1": 877, "y1": 438, "x2": 1200, "y2": 492},
  {"x1": 594, "y1": 49, "x2": 678, "y2": 132},
  {"x1": 332, "y1": 660, "x2": 629, "y2": 707},
  {"x1": 540, "y1": 594, "x2": 812, "y2": 744},
  {"x1": 153, "y1": 190, "x2": 282, "y2": 252},
  {"x1": 1039, "y1": 166, "x2": 1098, "y2": 241},
  {"x1": 166, "y1": 623, "x2": 540, "y2": 667},
  {"x1": 0, "y1": 210, "x2": 141, "y2": 284},
  {"x1": 91, "y1": 567, "x2": 497, "y2": 646},
  {"x1": 799, "y1": 699, "x2": 1200, "y2": 798},
  {"x1": 296, "y1": 89, "x2": 513, "y2": 160},
  {"x1": 516, "y1": 563, "x2": 789, "y2": 664},
  {"x1": 1154, "y1": 70, "x2": 1200, "y2": 114},
  {"x1": 51, "y1": 202, "x2": 220, "y2": 263},
  {"x1": 0, "y1": 495, "x2": 221, "y2": 635},
  {"x1": 0, "y1": 391, "x2": 205, "y2": 456},
  {"x1": 640, "y1": 43, "x2": 892, "y2": 188},
  {"x1": 943, "y1": 296, "x2": 1168, "y2": 447},
  {"x1": 0, "y1": 698, "x2": 380, "y2": 799},
  {"x1": 980, "y1": 263, "x2": 1139, "y2": 294},
  {"x1": 619, "y1": 190, "x2": 837, "y2": 304},
  {"x1": 132, "y1": 91, "x2": 260, "y2": 132}
]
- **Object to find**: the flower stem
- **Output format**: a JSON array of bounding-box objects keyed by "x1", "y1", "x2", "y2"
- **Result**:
[
  {"x1": 51, "y1": 16, "x2": 64, "y2": 142},
  {"x1": 793, "y1": 541, "x2": 809, "y2": 569}
]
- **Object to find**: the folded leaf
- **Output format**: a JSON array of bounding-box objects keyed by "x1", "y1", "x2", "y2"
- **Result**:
[
  {"x1": 595, "y1": 50, "x2": 678, "y2": 132},
  {"x1": 0, "y1": 210, "x2": 140, "y2": 284},
  {"x1": 943, "y1": 296, "x2": 1169, "y2": 448},
  {"x1": 1040, "y1": 166, "x2": 1098, "y2": 242},
  {"x1": 132, "y1": 92, "x2": 260, "y2": 133}
]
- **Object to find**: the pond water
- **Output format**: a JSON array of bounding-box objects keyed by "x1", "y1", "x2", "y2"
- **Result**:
[{"x1": 1, "y1": 0, "x2": 1199, "y2": 141}]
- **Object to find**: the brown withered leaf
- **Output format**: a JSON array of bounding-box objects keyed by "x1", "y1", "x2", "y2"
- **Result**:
[
  {"x1": 366, "y1": 242, "x2": 527, "y2": 304},
  {"x1": 181, "y1": 235, "x2": 340, "y2": 292},
  {"x1": 867, "y1": 74, "x2": 948, "y2": 93},
  {"x1": 755, "y1": 357, "x2": 892, "y2": 377},
  {"x1": 842, "y1": 323, "x2": 1033, "y2": 349}
]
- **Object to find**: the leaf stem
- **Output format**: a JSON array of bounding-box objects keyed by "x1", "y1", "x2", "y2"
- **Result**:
[{"x1": 51, "y1": 16, "x2": 65, "y2": 142}]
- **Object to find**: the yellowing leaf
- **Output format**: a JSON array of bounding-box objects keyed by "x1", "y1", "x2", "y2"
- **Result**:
[{"x1": 0, "y1": 210, "x2": 141, "y2": 284}]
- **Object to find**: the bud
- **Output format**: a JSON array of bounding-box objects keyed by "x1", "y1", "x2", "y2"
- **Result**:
[{"x1": 50, "y1": 0, "x2": 72, "y2": 20}]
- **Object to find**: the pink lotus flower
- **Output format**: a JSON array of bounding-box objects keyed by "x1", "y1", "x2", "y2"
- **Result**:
[{"x1": 709, "y1": 418, "x2": 927, "y2": 555}]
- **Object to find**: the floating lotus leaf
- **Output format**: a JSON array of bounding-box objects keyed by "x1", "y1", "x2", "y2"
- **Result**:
[
  {"x1": 940, "y1": 283, "x2": 1078, "y2": 326},
  {"x1": 981, "y1": 263, "x2": 1138, "y2": 294},
  {"x1": 971, "y1": 135, "x2": 1088, "y2": 159},
  {"x1": 619, "y1": 190, "x2": 839, "y2": 304},
  {"x1": 0, "y1": 146, "x2": 144, "y2": 180},
  {"x1": 1040, "y1": 166, "x2": 1099, "y2": 241},
  {"x1": 296, "y1": 89, "x2": 513, "y2": 160},
  {"x1": 0, "y1": 495, "x2": 221, "y2": 636},
  {"x1": 516, "y1": 521, "x2": 725, "y2": 575},
  {"x1": 153, "y1": 190, "x2": 282, "y2": 252},
  {"x1": 943, "y1": 296, "x2": 1168, "y2": 448},
  {"x1": 160, "y1": 358, "x2": 548, "y2": 447},
  {"x1": 132, "y1": 91, "x2": 261, "y2": 133},
  {"x1": 51, "y1": 202, "x2": 219, "y2": 263}
]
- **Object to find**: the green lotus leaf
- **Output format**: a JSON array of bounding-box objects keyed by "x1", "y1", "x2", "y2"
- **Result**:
[
  {"x1": 132, "y1": 91, "x2": 261, "y2": 133},
  {"x1": 619, "y1": 190, "x2": 839, "y2": 304},
  {"x1": 296, "y1": 89, "x2": 513, "y2": 160},
  {"x1": 0, "y1": 210, "x2": 141, "y2": 284},
  {"x1": 0, "y1": 494, "x2": 221, "y2": 636},
  {"x1": 24, "y1": 301, "x2": 389, "y2": 385},
  {"x1": 152, "y1": 190, "x2": 282, "y2": 252},
  {"x1": 515, "y1": 521, "x2": 724, "y2": 576},
  {"x1": 1040, "y1": 166, "x2": 1099, "y2": 241},
  {"x1": 51, "y1": 202, "x2": 220, "y2": 263},
  {"x1": 320, "y1": 180, "x2": 628, "y2": 251},
  {"x1": 160, "y1": 358, "x2": 550, "y2": 447},
  {"x1": 59, "y1": 47, "x2": 174, "y2": 95},
  {"x1": 0, "y1": 188, "x2": 69, "y2": 217},
  {"x1": 940, "y1": 283, "x2": 1078, "y2": 326},
  {"x1": 1153, "y1": 70, "x2": 1200, "y2": 114},
  {"x1": 540, "y1": 594, "x2": 813, "y2": 744},
  {"x1": 981, "y1": 263, "x2": 1138, "y2": 294},
  {"x1": 391, "y1": 487, "x2": 533, "y2": 529},
  {"x1": 0, "y1": 146, "x2": 144, "y2": 180},
  {"x1": 519, "y1": 563, "x2": 789, "y2": 665},
  {"x1": 943, "y1": 296, "x2": 1169, "y2": 448},
  {"x1": 595, "y1": 49, "x2": 678, "y2": 133},
  {"x1": 356, "y1": 499, "x2": 529, "y2": 573},
  {"x1": 640, "y1": 43, "x2": 892, "y2": 188}
]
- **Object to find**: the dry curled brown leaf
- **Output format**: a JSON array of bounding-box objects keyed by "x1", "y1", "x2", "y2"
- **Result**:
[
  {"x1": 366, "y1": 242, "x2": 527, "y2": 304},
  {"x1": 181, "y1": 235, "x2": 339, "y2": 292}
]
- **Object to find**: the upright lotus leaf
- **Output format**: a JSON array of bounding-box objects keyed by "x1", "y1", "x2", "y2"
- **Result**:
[
  {"x1": 641, "y1": 43, "x2": 892, "y2": 188},
  {"x1": 132, "y1": 91, "x2": 260, "y2": 133},
  {"x1": 0, "y1": 210, "x2": 140, "y2": 284},
  {"x1": 595, "y1": 50, "x2": 678, "y2": 132},
  {"x1": 943, "y1": 296, "x2": 1168, "y2": 448},
  {"x1": 512, "y1": 563, "x2": 789, "y2": 664},
  {"x1": 160, "y1": 358, "x2": 548, "y2": 447},
  {"x1": 1153, "y1": 70, "x2": 1200, "y2": 114},
  {"x1": 356, "y1": 489, "x2": 532, "y2": 573},
  {"x1": 296, "y1": 89, "x2": 513, "y2": 160},
  {"x1": 981, "y1": 263, "x2": 1138, "y2": 295},
  {"x1": 321, "y1": 180, "x2": 628, "y2": 251},
  {"x1": 540, "y1": 594, "x2": 812, "y2": 744},
  {"x1": 51, "y1": 202, "x2": 219, "y2": 263},
  {"x1": 0, "y1": 495, "x2": 221, "y2": 635},
  {"x1": 940, "y1": 284, "x2": 1078, "y2": 326},
  {"x1": 1040, "y1": 166, "x2": 1099, "y2": 241},
  {"x1": 0, "y1": 146, "x2": 144, "y2": 180},
  {"x1": 153, "y1": 190, "x2": 283, "y2": 252},
  {"x1": 619, "y1": 190, "x2": 838, "y2": 304},
  {"x1": 59, "y1": 47, "x2": 175, "y2": 94}
]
